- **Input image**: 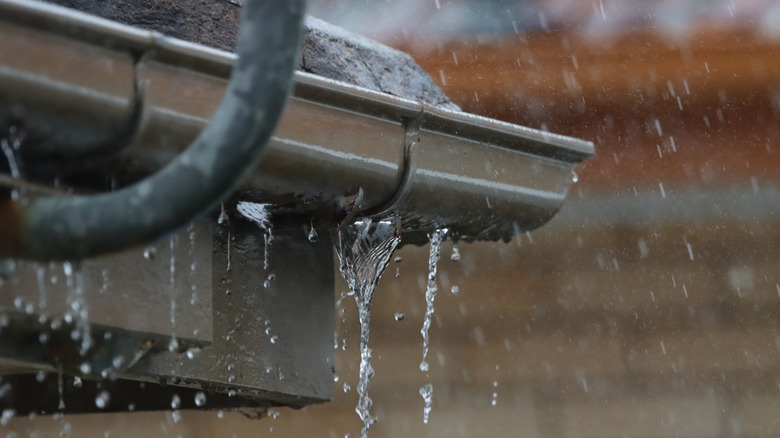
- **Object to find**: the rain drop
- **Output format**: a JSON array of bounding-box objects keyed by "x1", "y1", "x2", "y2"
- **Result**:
[
  {"x1": 171, "y1": 394, "x2": 181, "y2": 409},
  {"x1": 1, "y1": 409, "x2": 15, "y2": 426},
  {"x1": 394, "y1": 312, "x2": 405, "y2": 321},
  {"x1": 194, "y1": 391, "x2": 207, "y2": 407},
  {"x1": 450, "y1": 245, "x2": 461, "y2": 262},
  {"x1": 95, "y1": 391, "x2": 110, "y2": 409},
  {"x1": 143, "y1": 247, "x2": 156, "y2": 260}
]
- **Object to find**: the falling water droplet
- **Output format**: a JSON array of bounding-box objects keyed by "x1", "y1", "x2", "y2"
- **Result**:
[
  {"x1": 450, "y1": 285, "x2": 459, "y2": 295},
  {"x1": 450, "y1": 245, "x2": 461, "y2": 262},
  {"x1": 419, "y1": 383, "x2": 433, "y2": 424},
  {"x1": 1, "y1": 408, "x2": 15, "y2": 426},
  {"x1": 95, "y1": 391, "x2": 110, "y2": 409},
  {"x1": 72, "y1": 377, "x2": 82, "y2": 388},
  {"x1": 394, "y1": 312, "x2": 405, "y2": 321},
  {"x1": 143, "y1": 247, "x2": 156, "y2": 260},
  {"x1": 171, "y1": 394, "x2": 181, "y2": 409},
  {"x1": 194, "y1": 391, "x2": 207, "y2": 407}
]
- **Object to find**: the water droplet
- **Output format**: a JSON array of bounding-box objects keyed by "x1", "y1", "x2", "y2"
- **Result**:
[
  {"x1": 1, "y1": 408, "x2": 15, "y2": 426},
  {"x1": 95, "y1": 391, "x2": 110, "y2": 409},
  {"x1": 35, "y1": 371, "x2": 46, "y2": 383},
  {"x1": 394, "y1": 312, "x2": 405, "y2": 321},
  {"x1": 217, "y1": 410, "x2": 224, "y2": 419},
  {"x1": 308, "y1": 221, "x2": 319, "y2": 242},
  {"x1": 143, "y1": 247, "x2": 156, "y2": 260},
  {"x1": 450, "y1": 285, "x2": 459, "y2": 295},
  {"x1": 171, "y1": 394, "x2": 181, "y2": 409},
  {"x1": 450, "y1": 245, "x2": 461, "y2": 262},
  {"x1": 419, "y1": 383, "x2": 433, "y2": 424},
  {"x1": 218, "y1": 202, "x2": 229, "y2": 225},
  {"x1": 112, "y1": 355, "x2": 125, "y2": 369},
  {"x1": 343, "y1": 383, "x2": 352, "y2": 393},
  {"x1": 171, "y1": 410, "x2": 182, "y2": 423},
  {"x1": 168, "y1": 337, "x2": 179, "y2": 352},
  {"x1": 72, "y1": 377, "x2": 82, "y2": 388},
  {"x1": 194, "y1": 391, "x2": 207, "y2": 407},
  {"x1": 394, "y1": 256, "x2": 402, "y2": 263},
  {"x1": 79, "y1": 363, "x2": 91, "y2": 375},
  {"x1": 270, "y1": 335, "x2": 279, "y2": 344}
]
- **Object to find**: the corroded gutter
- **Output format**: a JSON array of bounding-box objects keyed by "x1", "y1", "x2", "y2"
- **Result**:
[{"x1": 0, "y1": 0, "x2": 594, "y2": 252}]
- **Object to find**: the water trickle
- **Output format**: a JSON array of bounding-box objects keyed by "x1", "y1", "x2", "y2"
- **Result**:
[
  {"x1": 63, "y1": 262, "x2": 92, "y2": 355},
  {"x1": 168, "y1": 236, "x2": 179, "y2": 352},
  {"x1": 419, "y1": 383, "x2": 433, "y2": 424},
  {"x1": 35, "y1": 266, "x2": 47, "y2": 310},
  {"x1": 420, "y1": 229, "x2": 446, "y2": 372},
  {"x1": 56, "y1": 362, "x2": 65, "y2": 410},
  {"x1": 335, "y1": 217, "x2": 402, "y2": 438},
  {"x1": 1, "y1": 133, "x2": 22, "y2": 200},
  {"x1": 237, "y1": 201, "x2": 275, "y2": 270}
]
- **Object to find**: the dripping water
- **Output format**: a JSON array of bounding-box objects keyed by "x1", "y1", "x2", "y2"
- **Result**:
[
  {"x1": 56, "y1": 361, "x2": 65, "y2": 410},
  {"x1": 63, "y1": 262, "x2": 91, "y2": 356},
  {"x1": 419, "y1": 383, "x2": 433, "y2": 424},
  {"x1": 236, "y1": 201, "x2": 274, "y2": 270},
  {"x1": 420, "y1": 229, "x2": 445, "y2": 372},
  {"x1": 335, "y1": 217, "x2": 401, "y2": 438},
  {"x1": 1, "y1": 131, "x2": 22, "y2": 200},
  {"x1": 168, "y1": 236, "x2": 179, "y2": 352},
  {"x1": 218, "y1": 203, "x2": 231, "y2": 271}
]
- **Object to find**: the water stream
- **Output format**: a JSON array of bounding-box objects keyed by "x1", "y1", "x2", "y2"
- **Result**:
[
  {"x1": 335, "y1": 217, "x2": 402, "y2": 438},
  {"x1": 419, "y1": 229, "x2": 445, "y2": 372}
]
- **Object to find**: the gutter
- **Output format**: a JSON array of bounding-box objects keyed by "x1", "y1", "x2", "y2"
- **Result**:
[{"x1": 0, "y1": 0, "x2": 594, "y2": 251}]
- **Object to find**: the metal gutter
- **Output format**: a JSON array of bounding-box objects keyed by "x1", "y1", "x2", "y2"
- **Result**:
[{"x1": 0, "y1": 0, "x2": 594, "y2": 246}]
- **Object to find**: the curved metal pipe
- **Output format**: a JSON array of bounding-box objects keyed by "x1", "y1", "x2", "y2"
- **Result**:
[{"x1": 0, "y1": 0, "x2": 306, "y2": 260}]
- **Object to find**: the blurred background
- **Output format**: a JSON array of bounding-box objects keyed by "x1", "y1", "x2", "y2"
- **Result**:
[{"x1": 10, "y1": 0, "x2": 780, "y2": 436}]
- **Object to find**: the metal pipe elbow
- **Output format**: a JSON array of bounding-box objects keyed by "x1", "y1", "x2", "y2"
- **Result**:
[{"x1": 0, "y1": 0, "x2": 306, "y2": 260}]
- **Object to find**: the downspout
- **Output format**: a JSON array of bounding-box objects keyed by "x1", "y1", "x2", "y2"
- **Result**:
[{"x1": 0, "y1": 0, "x2": 306, "y2": 260}]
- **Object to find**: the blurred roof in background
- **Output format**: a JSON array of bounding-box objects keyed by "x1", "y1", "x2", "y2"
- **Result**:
[{"x1": 308, "y1": 0, "x2": 780, "y2": 42}]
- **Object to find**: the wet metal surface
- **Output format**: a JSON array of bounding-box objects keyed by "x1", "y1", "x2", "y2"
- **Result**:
[{"x1": 0, "y1": 0, "x2": 593, "y2": 244}]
